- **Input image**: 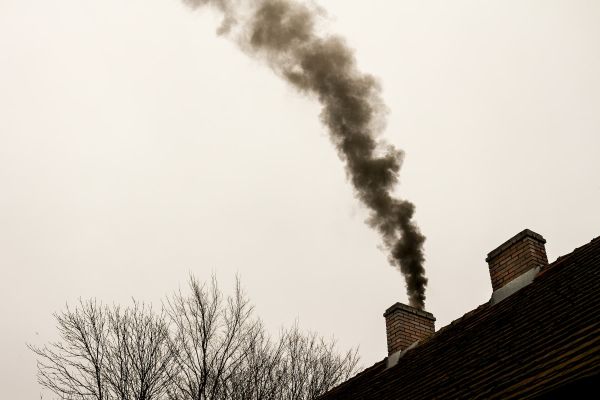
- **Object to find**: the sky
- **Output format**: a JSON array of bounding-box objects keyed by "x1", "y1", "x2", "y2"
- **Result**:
[{"x1": 1, "y1": 0, "x2": 599, "y2": 397}]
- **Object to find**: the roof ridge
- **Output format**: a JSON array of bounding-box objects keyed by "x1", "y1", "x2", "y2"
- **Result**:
[{"x1": 538, "y1": 235, "x2": 600, "y2": 277}]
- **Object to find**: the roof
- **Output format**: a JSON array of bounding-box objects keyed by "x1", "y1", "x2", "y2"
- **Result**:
[{"x1": 320, "y1": 236, "x2": 600, "y2": 399}]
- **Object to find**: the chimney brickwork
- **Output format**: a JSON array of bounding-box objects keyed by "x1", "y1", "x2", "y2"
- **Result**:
[
  {"x1": 384, "y1": 303, "x2": 435, "y2": 355},
  {"x1": 486, "y1": 229, "x2": 548, "y2": 292}
]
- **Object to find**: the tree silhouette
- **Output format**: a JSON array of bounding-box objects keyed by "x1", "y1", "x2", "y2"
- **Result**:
[{"x1": 30, "y1": 276, "x2": 359, "y2": 400}]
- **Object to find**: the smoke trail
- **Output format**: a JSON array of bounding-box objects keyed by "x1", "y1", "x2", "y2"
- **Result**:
[{"x1": 183, "y1": 0, "x2": 428, "y2": 308}]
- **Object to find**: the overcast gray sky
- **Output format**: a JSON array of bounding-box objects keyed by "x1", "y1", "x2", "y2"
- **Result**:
[{"x1": 1, "y1": 0, "x2": 599, "y2": 397}]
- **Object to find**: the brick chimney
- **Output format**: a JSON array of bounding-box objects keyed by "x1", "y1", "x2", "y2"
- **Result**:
[
  {"x1": 384, "y1": 303, "x2": 435, "y2": 355},
  {"x1": 486, "y1": 229, "x2": 548, "y2": 292}
]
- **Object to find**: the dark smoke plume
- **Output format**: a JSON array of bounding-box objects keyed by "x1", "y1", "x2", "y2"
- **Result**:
[{"x1": 183, "y1": 0, "x2": 428, "y2": 308}]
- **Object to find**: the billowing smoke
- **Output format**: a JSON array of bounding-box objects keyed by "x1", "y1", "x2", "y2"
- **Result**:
[{"x1": 183, "y1": 0, "x2": 428, "y2": 309}]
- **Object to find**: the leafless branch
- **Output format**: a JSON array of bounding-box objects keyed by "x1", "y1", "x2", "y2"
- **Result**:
[{"x1": 31, "y1": 276, "x2": 360, "y2": 400}]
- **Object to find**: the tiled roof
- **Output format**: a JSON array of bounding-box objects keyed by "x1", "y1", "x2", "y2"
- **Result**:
[{"x1": 320, "y1": 236, "x2": 600, "y2": 399}]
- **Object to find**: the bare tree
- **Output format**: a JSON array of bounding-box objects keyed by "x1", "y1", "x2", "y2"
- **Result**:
[
  {"x1": 223, "y1": 324, "x2": 359, "y2": 400},
  {"x1": 166, "y1": 276, "x2": 359, "y2": 400},
  {"x1": 276, "y1": 325, "x2": 359, "y2": 400},
  {"x1": 103, "y1": 303, "x2": 174, "y2": 400},
  {"x1": 225, "y1": 328, "x2": 287, "y2": 400},
  {"x1": 31, "y1": 276, "x2": 360, "y2": 400},
  {"x1": 29, "y1": 299, "x2": 109, "y2": 400},
  {"x1": 165, "y1": 276, "x2": 262, "y2": 400},
  {"x1": 30, "y1": 301, "x2": 173, "y2": 400}
]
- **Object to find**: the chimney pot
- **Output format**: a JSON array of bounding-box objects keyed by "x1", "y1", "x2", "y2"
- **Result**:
[
  {"x1": 486, "y1": 229, "x2": 548, "y2": 292},
  {"x1": 384, "y1": 302, "x2": 435, "y2": 355}
]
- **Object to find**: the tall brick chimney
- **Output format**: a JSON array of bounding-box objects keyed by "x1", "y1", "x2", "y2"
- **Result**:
[
  {"x1": 486, "y1": 229, "x2": 548, "y2": 292},
  {"x1": 384, "y1": 303, "x2": 435, "y2": 356}
]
